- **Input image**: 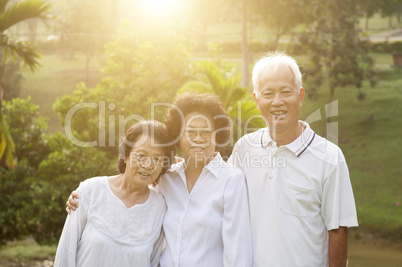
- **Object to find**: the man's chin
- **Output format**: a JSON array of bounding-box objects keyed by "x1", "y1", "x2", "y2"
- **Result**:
[{"x1": 267, "y1": 119, "x2": 288, "y2": 129}]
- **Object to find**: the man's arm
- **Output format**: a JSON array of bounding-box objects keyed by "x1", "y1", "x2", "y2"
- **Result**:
[{"x1": 328, "y1": 227, "x2": 348, "y2": 267}]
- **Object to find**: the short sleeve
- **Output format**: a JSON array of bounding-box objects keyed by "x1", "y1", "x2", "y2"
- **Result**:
[{"x1": 321, "y1": 152, "x2": 358, "y2": 230}]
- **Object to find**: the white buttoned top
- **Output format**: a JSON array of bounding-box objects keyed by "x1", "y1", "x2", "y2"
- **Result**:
[{"x1": 157, "y1": 153, "x2": 253, "y2": 267}]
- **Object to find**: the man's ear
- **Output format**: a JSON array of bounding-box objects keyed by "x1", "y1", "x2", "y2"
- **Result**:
[
  {"x1": 299, "y1": 88, "x2": 305, "y2": 106},
  {"x1": 253, "y1": 92, "x2": 260, "y2": 110}
]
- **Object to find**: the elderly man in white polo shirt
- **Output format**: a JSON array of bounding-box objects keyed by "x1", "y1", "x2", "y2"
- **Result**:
[{"x1": 229, "y1": 52, "x2": 358, "y2": 267}]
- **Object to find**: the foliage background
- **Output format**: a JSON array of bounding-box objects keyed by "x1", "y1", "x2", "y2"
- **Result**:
[{"x1": 0, "y1": 1, "x2": 401, "y2": 263}]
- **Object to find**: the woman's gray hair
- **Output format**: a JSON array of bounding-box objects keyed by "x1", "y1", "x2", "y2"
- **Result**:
[{"x1": 252, "y1": 51, "x2": 302, "y2": 97}]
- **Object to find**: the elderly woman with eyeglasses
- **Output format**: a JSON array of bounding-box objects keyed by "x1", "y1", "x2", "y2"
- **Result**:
[
  {"x1": 55, "y1": 121, "x2": 173, "y2": 267},
  {"x1": 156, "y1": 93, "x2": 253, "y2": 267},
  {"x1": 66, "y1": 93, "x2": 253, "y2": 266}
]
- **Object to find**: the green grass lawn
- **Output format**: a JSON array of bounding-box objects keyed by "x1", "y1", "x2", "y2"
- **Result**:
[
  {"x1": 298, "y1": 65, "x2": 402, "y2": 241},
  {"x1": 357, "y1": 13, "x2": 402, "y2": 35},
  {"x1": 0, "y1": 238, "x2": 56, "y2": 267},
  {"x1": 21, "y1": 53, "x2": 105, "y2": 133},
  {"x1": 1, "y1": 235, "x2": 400, "y2": 266}
]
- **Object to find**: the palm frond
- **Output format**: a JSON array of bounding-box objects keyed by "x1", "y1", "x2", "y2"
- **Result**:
[
  {"x1": 0, "y1": 111, "x2": 16, "y2": 170},
  {"x1": 177, "y1": 81, "x2": 214, "y2": 95},
  {"x1": 0, "y1": 0, "x2": 51, "y2": 32},
  {"x1": 2, "y1": 37, "x2": 41, "y2": 71}
]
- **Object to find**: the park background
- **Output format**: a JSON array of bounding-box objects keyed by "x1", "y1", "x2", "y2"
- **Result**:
[{"x1": 0, "y1": 0, "x2": 401, "y2": 266}]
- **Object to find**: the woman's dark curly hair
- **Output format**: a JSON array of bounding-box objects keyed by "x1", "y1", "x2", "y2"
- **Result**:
[
  {"x1": 164, "y1": 93, "x2": 230, "y2": 148},
  {"x1": 116, "y1": 120, "x2": 174, "y2": 175}
]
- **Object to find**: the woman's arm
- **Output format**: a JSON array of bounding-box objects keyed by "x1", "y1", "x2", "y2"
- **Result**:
[
  {"x1": 222, "y1": 171, "x2": 253, "y2": 267},
  {"x1": 150, "y1": 228, "x2": 165, "y2": 267},
  {"x1": 54, "y1": 189, "x2": 87, "y2": 267}
]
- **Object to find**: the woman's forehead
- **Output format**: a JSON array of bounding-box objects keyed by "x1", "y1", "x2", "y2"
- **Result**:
[{"x1": 185, "y1": 112, "x2": 214, "y2": 128}]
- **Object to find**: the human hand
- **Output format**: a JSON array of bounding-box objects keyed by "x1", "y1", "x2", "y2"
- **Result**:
[
  {"x1": 66, "y1": 190, "x2": 79, "y2": 214},
  {"x1": 150, "y1": 177, "x2": 160, "y2": 188},
  {"x1": 174, "y1": 156, "x2": 184, "y2": 163}
]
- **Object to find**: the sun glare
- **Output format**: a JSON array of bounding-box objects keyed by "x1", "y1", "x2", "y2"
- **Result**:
[{"x1": 138, "y1": 0, "x2": 182, "y2": 19}]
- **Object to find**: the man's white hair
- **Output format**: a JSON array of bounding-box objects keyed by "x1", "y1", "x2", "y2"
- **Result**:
[{"x1": 252, "y1": 51, "x2": 302, "y2": 97}]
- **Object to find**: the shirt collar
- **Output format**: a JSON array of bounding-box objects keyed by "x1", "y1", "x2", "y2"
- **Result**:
[
  {"x1": 261, "y1": 121, "x2": 316, "y2": 157},
  {"x1": 260, "y1": 128, "x2": 275, "y2": 148},
  {"x1": 167, "y1": 153, "x2": 222, "y2": 179},
  {"x1": 204, "y1": 152, "x2": 222, "y2": 178},
  {"x1": 285, "y1": 121, "x2": 315, "y2": 157}
]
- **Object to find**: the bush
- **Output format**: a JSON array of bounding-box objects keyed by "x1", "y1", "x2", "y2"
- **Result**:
[
  {"x1": 366, "y1": 41, "x2": 402, "y2": 54},
  {"x1": 211, "y1": 41, "x2": 277, "y2": 53},
  {"x1": 31, "y1": 132, "x2": 115, "y2": 245},
  {"x1": 3, "y1": 97, "x2": 50, "y2": 168},
  {"x1": 0, "y1": 162, "x2": 36, "y2": 246}
]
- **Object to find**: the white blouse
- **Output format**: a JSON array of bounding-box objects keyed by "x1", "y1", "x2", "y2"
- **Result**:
[
  {"x1": 157, "y1": 153, "x2": 253, "y2": 267},
  {"x1": 54, "y1": 176, "x2": 166, "y2": 267}
]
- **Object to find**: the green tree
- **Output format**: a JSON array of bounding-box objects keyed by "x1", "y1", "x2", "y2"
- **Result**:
[
  {"x1": 297, "y1": 0, "x2": 376, "y2": 103},
  {"x1": 56, "y1": 0, "x2": 113, "y2": 83},
  {"x1": 0, "y1": 97, "x2": 50, "y2": 246},
  {"x1": 0, "y1": 161, "x2": 36, "y2": 246},
  {"x1": 0, "y1": 97, "x2": 114, "y2": 245},
  {"x1": 31, "y1": 132, "x2": 115, "y2": 245},
  {"x1": 54, "y1": 22, "x2": 192, "y2": 156},
  {"x1": 178, "y1": 45, "x2": 265, "y2": 145},
  {"x1": 296, "y1": 0, "x2": 376, "y2": 144},
  {"x1": 249, "y1": 0, "x2": 311, "y2": 49},
  {"x1": 356, "y1": 0, "x2": 381, "y2": 31},
  {"x1": 378, "y1": 0, "x2": 402, "y2": 28},
  {"x1": 3, "y1": 97, "x2": 50, "y2": 167},
  {"x1": 0, "y1": 0, "x2": 51, "y2": 169}
]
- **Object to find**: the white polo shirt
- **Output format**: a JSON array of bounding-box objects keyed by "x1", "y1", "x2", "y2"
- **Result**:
[
  {"x1": 158, "y1": 153, "x2": 253, "y2": 267},
  {"x1": 229, "y1": 121, "x2": 358, "y2": 267}
]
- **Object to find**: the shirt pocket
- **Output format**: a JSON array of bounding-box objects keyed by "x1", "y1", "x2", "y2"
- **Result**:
[{"x1": 278, "y1": 180, "x2": 314, "y2": 217}]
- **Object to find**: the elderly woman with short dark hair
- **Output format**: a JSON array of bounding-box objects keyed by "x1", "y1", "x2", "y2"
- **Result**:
[
  {"x1": 158, "y1": 93, "x2": 252, "y2": 266},
  {"x1": 55, "y1": 121, "x2": 173, "y2": 267},
  {"x1": 65, "y1": 93, "x2": 253, "y2": 266}
]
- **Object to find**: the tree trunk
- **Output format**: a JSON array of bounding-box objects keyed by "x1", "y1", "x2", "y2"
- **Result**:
[
  {"x1": 389, "y1": 15, "x2": 393, "y2": 28},
  {"x1": 86, "y1": 55, "x2": 91, "y2": 84},
  {"x1": 111, "y1": 0, "x2": 119, "y2": 26},
  {"x1": 365, "y1": 12, "x2": 369, "y2": 31},
  {"x1": 0, "y1": 84, "x2": 3, "y2": 109},
  {"x1": 241, "y1": 0, "x2": 249, "y2": 88},
  {"x1": 0, "y1": 64, "x2": 4, "y2": 108},
  {"x1": 273, "y1": 29, "x2": 282, "y2": 51}
]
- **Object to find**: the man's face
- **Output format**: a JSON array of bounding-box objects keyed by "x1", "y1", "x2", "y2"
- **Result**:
[
  {"x1": 253, "y1": 67, "x2": 304, "y2": 130},
  {"x1": 179, "y1": 112, "x2": 216, "y2": 165}
]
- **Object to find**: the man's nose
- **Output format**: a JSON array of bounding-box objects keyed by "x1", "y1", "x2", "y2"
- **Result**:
[
  {"x1": 192, "y1": 132, "x2": 204, "y2": 143},
  {"x1": 272, "y1": 93, "x2": 283, "y2": 105}
]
